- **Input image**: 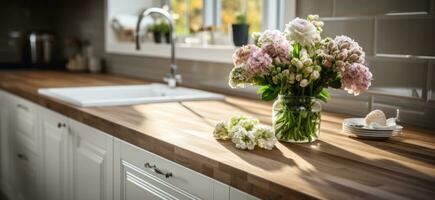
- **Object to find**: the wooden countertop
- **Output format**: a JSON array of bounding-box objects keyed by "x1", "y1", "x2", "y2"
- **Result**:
[{"x1": 1, "y1": 71, "x2": 434, "y2": 200}]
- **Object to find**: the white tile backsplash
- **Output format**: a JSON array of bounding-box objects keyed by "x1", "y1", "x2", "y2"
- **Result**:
[
  {"x1": 335, "y1": 0, "x2": 431, "y2": 16},
  {"x1": 430, "y1": 61, "x2": 435, "y2": 101},
  {"x1": 296, "y1": 0, "x2": 333, "y2": 17},
  {"x1": 373, "y1": 96, "x2": 428, "y2": 127},
  {"x1": 368, "y1": 57, "x2": 428, "y2": 99},
  {"x1": 322, "y1": 17, "x2": 375, "y2": 55},
  {"x1": 376, "y1": 16, "x2": 435, "y2": 56}
]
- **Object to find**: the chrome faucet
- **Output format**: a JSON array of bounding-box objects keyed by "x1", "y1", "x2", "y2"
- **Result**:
[{"x1": 135, "y1": 7, "x2": 181, "y2": 88}]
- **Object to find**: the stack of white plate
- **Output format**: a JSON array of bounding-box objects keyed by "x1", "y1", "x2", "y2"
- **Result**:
[{"x1": 342, "y1": 118, "x2": 403, "y2": 140}]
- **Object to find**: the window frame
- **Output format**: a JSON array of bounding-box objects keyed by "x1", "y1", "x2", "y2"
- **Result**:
[
  {"x1": 105, "y1": 0, "x2": 296, "y2": 64},
  {"x1": 202, "y1": 0, "x2": 285, "y2": 32}
]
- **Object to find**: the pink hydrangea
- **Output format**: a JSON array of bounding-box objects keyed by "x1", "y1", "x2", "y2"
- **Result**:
[
  {"x1": 334, "y1": 35, "x2": 365, "y2": 68},
  {"x1": 247, "y1": 49, "x2": 272, "y2": 75},
  {"x1": 258, "y1": 30, "x2": 291, "y2": 60},
  {"x1": 341, "y1": 63, "x2": 372, "y2": 95},
  {"x1": 232, "y1": 44, "x2": 259, "y2": 66}
]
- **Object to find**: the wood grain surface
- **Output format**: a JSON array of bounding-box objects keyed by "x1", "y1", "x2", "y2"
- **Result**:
[{"x1": 0, "y1": 71, "x2": 434, "y2": 200}]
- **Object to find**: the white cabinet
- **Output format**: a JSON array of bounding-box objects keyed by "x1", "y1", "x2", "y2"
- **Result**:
[
  {"x1": 9, "y1": 94, "x2": 43, "y2": 200},
  {"x1": 0, "y1": 91, "x2": 13, "y2": 198},
  {"x1": 40, "y1": 108, "x2": 114, "y2": 200},
  {"x1": 69, "y1": 120, "x2": 113, "y2": 200},
  {"x1": 40, "y1": 108, "x2": 71, "y2": 200},
  {"x1": 114, "y1": 139, "x2": 221, "y2": 200},
  {"x1": 0, "y1": 90, "x2": 261, "y2": 200}
]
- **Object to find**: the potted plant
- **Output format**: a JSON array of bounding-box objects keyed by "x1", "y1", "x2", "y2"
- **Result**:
[
  {"x1": 148, "y1": 21, "x2": 170, "y2": 44},
  {"x1": 232, "y1": 12, "x2": 249, "y2": 46},
  {"x1": 229, "y1": 15, "x2": 373, "y2": 143}
]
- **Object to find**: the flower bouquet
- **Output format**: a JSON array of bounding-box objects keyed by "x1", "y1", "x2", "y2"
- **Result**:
[{"x1": 229, "y1": 15, "x2": 373, "y2": 143}]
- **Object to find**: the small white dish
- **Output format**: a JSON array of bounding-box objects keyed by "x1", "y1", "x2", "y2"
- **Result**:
[{"x1": 342, "y1": 118, "x2": 403, "y2": 140}]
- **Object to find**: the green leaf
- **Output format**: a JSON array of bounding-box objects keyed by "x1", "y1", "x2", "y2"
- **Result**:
[
  {"x1": 260, "y1": 86, "x2": 279, "y2": 101},
  {"x1": 253, "y1": 76, "x2": 268, "y2": 85},
  {"x1": 329, "y1": 77, "x2": 342, "y2": 89},
  {"x1": 316, "y1": 88, "x2": 330, "y2": 102},
  {"x1": 292, "y1": 43, "x2": 301, "y2": 58},
  {"x1": 256, "y1": 85, "x2": 270, "y2": 94}
]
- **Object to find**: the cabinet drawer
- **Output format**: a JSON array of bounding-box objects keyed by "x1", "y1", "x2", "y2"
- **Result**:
[
  {"x1": 12, "y1": 95, "x2": 38, "y2": 151},
  {"x1": 118, "y1": 140, "x2": 214, "y2": 199},
  {"x1": 14, "y1": 139, "x2": 39, "y2": 200}
]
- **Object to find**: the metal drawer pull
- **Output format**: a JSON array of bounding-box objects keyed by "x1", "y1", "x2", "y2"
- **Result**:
[
  {"x1": 17, "y1": 104, "x2": 29, "y2": 111},
  {"x1": 144, "y1": 162, "x2": 173, "y2": 178},
  {"x1": 17, "y1": 153, "x2": 29, "y2": 161},
  {"x1": 57, "y1": 123, "x2": 67, "y2": 128}
]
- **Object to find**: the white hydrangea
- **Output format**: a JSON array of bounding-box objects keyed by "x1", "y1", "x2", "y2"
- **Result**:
[
  {"x1": 228, "y1": 116, "x2": 258, "y2": 132},
  {"x1": 213, "y1": 121, "x2": 229, "y2": 140},
  {"x1": 252, "y1": 125, "x2": 277, "y2": 150},
  {"x1": 285, "y1": 18, "x2": 320, "y2": 46},
  {"x1": 231, "y1": 126, "x2": 256, "y2": 150},
  {"x1": 213, "y1": 116, "x2": 277, "y2": 151}
]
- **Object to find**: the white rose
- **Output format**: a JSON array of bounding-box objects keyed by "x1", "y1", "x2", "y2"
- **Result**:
[
  {"x1": 291, "y1": 58, "x2": 304, "y2": 69},
  {"x1": 289, "y1": 73, "x2": 295, "y2": 81},
  {"x1": 285, "y1": 18, "x2": 320, "y2": 46},
  {"x1": 304, "y1": 66, "x2": 313, "y2": 73},
  {"x1": 300, "y1": 48, "x2": 308, "y2": 59},
  {"x1": 300, "y1": 79, "x2": 309, "y2": 87},
  {"x1": 310, "y1": 70, "x2": 320, "y2": 80},
  {"x1": 296, "y1": 74, "x2": 302, "y2": 81},
  {"x1": 288, "y1": 73, "x2": 296, "y2": 84},
  {"x1": 302, "y1": 58, "x2": 313, "y2": 66}
]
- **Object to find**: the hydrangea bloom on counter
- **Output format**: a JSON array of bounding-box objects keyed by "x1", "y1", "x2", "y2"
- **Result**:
[{"x1": 213, "y1": 116, "x2": 277, "y2": 150}]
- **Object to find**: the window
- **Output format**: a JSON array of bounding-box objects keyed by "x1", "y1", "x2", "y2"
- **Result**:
[
  {"x1": 170, "y1": 0, "x2": 281, "y2": 44},
  {"x1": 221, "y1": 0, "x2": 263, "y2": 33},
  {"x1": 171, "y1": 0, "x2": 204, "y2": 36}
]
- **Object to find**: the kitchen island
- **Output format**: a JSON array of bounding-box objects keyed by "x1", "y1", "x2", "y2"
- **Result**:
[{"x1": 0, "y1": 71, "x2": 434, "y2": 200}]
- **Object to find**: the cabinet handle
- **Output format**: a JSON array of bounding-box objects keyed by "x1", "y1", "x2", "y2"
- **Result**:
[
  {"x1": 57, "y1": 123, "x2": 67, "y2": 128},
  {"x1": 144, "y1": 162, "x2": 173, "y2": 178},
  {"x1": 17, "y1": 104, "x2": 29, "y2": 111},
  {"x1": 17, "y1": 153, "x2": 29, "y2": 161}
]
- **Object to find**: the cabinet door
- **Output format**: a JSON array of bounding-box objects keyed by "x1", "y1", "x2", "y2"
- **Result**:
[
  {"x1": 40, "y1": 108, "x2": 71, "y2": 200},
  {"x1": 0, "y1": 91, "x2": 13, "y2": 198},
  {"x1": 69, "y1": 120, "x2": 113, "y2": 200}
]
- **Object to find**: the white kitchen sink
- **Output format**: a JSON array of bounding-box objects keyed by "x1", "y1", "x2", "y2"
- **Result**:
[{"x1": 38, "y1": 83, "x2": 225, "y2": 107}]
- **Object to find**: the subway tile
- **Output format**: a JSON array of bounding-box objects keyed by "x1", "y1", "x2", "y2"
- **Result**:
[
  {"x1": 334, "y1": 0, "x2": 431, "y2": 16},
  {"x1": 296, "y1": 0, "x2": 333, "y2": 17},
  {"x1": 376, "y1": 16, "x2": 435, "y2": 56},
  {"x1": 322, "y1": 18, "x2": 374, "y2": 55},
  {"x1": 324, "y1": 89, "x2": 370, "y2": 115},
  {"x1": 368, "y1": 57, "x2": 428, "y2": 99},
  {"x1": 373, "y1": 96, "x2": 429, "y2": 127},
  {"x1": 431, "y1": 61, "x2": 435, "y2": 101}
]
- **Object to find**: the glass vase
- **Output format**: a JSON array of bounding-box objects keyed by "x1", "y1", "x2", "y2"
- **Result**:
[{"x1": 272, "y1": 95, "x2": 322, "y2": 143}]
